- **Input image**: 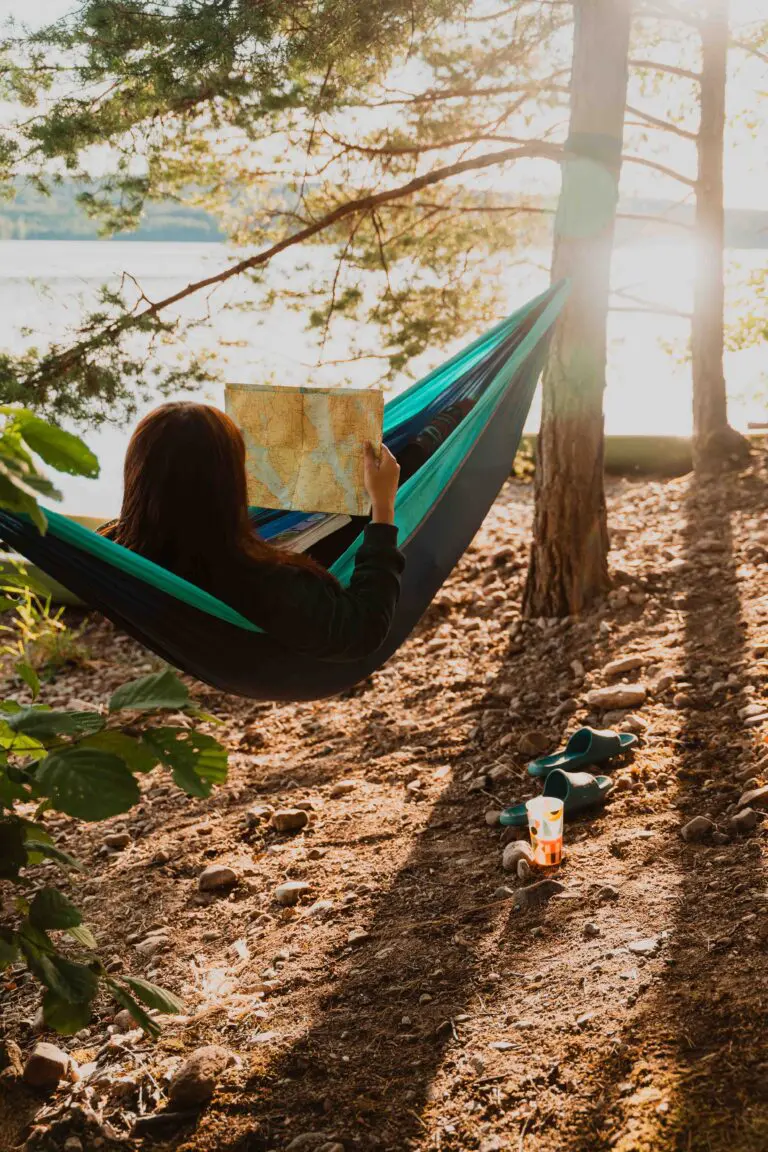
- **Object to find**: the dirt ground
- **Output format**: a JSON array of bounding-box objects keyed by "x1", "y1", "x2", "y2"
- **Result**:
[{"x1": 2, "y1": 450, "x2": 768, "y2": 1152}]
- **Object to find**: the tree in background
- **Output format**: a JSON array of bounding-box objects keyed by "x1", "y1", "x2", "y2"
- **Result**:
[
  {"x1": 0, "y1": 0, "x2": 570, "y2": 423},
  {"x1": 523, "y1": 0, "x2": 632, "y2": 617}
]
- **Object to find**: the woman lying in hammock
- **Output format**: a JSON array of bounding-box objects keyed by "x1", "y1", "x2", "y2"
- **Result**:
[{"x1": 98, "y1": 402, "x2": 403, "y2": 662}]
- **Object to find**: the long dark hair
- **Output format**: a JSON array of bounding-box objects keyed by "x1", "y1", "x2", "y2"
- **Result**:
[{"x1": 100, "y1": 402, "x2": 336, "y2": 588}]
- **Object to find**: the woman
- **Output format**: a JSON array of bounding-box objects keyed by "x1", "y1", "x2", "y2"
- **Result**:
[{"x1": 99, "y1": 402, "x2": 403, "y2": 662}]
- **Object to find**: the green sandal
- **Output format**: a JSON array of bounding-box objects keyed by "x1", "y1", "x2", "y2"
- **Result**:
[
  {"x1": 500, "y1": 768, "x2": 614, "y2": 827},
  {"x1": 527, "y1": 726, "x2": 637, "y2": 778}
]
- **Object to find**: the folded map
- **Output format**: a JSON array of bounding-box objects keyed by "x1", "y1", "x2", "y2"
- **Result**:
[{"x1": 225, "y1": 383, "x2": 384, "y2": 516}]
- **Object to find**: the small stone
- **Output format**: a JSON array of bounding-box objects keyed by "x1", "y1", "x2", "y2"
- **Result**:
[
  {"x1": 419, "y1": 993, "x2": 433, "y2": 1005},
  {"x1": 735, "y1": 764, "x2": 762, "y2": 782},
  {"x1": 518, "y1": 731, "x2": 551, "y2": 757},
  {"x1": 586, "y1": 684, "x2": 647, "y2": 711},
  {"x1": 517, "y1": 859, "x2": 532, "y2": 882},
  {"x1": 730, "y1": 808, "x2": 758, "y2": 833},
  {"x1": 739, "y1": 701, "x2": 768, "y2": 721},
  {"x1": 135, "y1": 932, "x2": 170, "y2": 956},
  {"x1": 151, "y1": 848, "x2": 170, "y2": 865},
  {"x1": 114, "y1": 1009, "x2": 136, "y2": 1032},
  {"x1": 0, "y1": 1039, "x2": 24, "y2": 1079},
  {"x1": 330, "y1": 779, "x2": 361, "y2": 798},
  {"x1": 681, "y1": 816, "x2": 714, "y2": 843},
  {"x1": 246, "y1": 805, "x2": 274, "y2": 825},
  {"x1": 285, "y1": 1135, "x2": 331, "y2": 1151},
  {"x1": 23, "y1": 1042, "x2": 74, "y2": 1090},
  {"x1": 652, "y1": 671, "x2": 677, "y2": 695},
  {"x1": 275, "y1": 881, "x2": 311, "y2": 907},
  {"x1": 103, "y1": 831, "x2": 131, "y2": 849},
  {"x1": 583, "y1": 921, "x2": 601, "y2": 938},
  {"x1": 598, "y1": 885, "x2": 620, "y2": 902},
  {"x1": 571, "y1": 659, "x2": 586, "y2": 679},
  {"x1": 514, "y1": 879, "x2": 566, "y2": 910},
  {"x1": 619, "y1": 714, "x2": 648, "y2": 735},
  {"x1": 168, "y1": 1045, "x2": 235, "y2": 1109},
  {"x1": 492, "y1": 886, "x2": 516, "y2": 900},
  {"x1": 271, "y1": 809, "x2": 309, "y2": 833},
  {"x1": 739, "y1": 785, "x2": 768, "y2": 811},
  {"x1": 406, "y1": 779, "x2": 423, "y2": 794},
  {"x1": 307, "y1": 847, "x2": 326, "y2": 860},
  {"x1": 502, "y1": 841, "x2": 534, "y2": 873},
  {"x1": 628, "y1": 936, "x2": 661, "y2": 957},
  {"x1": 603, "y1": 654, "x2": 646, "y2": 679},
  {"x1": 63, "y1": 1140, "x2": 84, "y2": 1152},
  {"x1": 485, "y1": 809, "x2": 502, "y2": 826},
  {"x1": 553, "y1": 698, "x2": 579, "y2": 720},
  {"x1": 673, "y1": 692, "x2": 694, "y2": 709},
  {"x1": 199, "y1": 864, "x2": 238, "y2": 891},
  {"x1": 348, "y1": 928, "x2": 370, "y2": 945}
]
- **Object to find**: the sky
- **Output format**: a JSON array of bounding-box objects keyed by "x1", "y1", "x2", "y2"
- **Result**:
[{"x1": 2, "y1": 0, "x2": 767, "y2": 207}]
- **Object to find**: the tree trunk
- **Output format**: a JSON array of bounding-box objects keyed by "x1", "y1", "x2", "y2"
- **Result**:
[
  {"x1": 691, "y1": 0, "x2": 749, "y2": 470},
  {"x1": 523, "y1": 0, "x2": 632, "y2": 618}
]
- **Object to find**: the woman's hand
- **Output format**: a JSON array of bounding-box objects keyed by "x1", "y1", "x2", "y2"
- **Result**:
[{"x1": 364, "y1": 441, "x2": 400, "y2": 525}]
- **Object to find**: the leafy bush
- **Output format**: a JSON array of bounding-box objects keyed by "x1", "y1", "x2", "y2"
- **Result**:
[{"x1": 0, "y1": 408, "x2": 228, "y2": 1037}]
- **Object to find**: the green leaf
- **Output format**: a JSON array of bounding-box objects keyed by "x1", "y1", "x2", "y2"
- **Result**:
[
  {"x1": 7, "y1": 707, "x2": 106, "y2": 742},
  {"x1": 79, "y1": 730, "x2": 159, "y2": 774},
  {"x1": 0, "y1": 718, "x2": 46, "y2": 756},
  {"x1": 0, "y1": 818, "x2": 27, "y2": 879},
  {"x1": 143, "y1": 727, "x2": 227, "y2": 798},
  {"x1": 0, "y1": 770, "x2": 30, "y2": 806},
  {"x1": 16, "y1": 417, "x2": 99, "y2": 479},
  {"x1": 0, "y1": 928, "x2": 20, "y2": 969},
  {"x1": 20, "y1": 930, "x2": 98, "y2": 1004},
  {"x1": 25, "y1": 839, "x2": 83, "y2": 871},
  {"x1": 15, "y1": 660, "x2": 40, "y2": 700},
  {"x1": 0, "y1": 469, "x2": 47, "y2": 533},
  {"x1": 42, "y1": 989, "x2": 93, "y2": 1034},
  {"x1": 35, "y1": 748, "x2": 140, "y2": 821},
  {"x1": 29, "y1": 887, "x2": 82, "y2": 931},
  {"x1": 106, "y1": 979, "x2": 160, "y2": 1038},
  {"x1": 109, "y1": 668, "x2": 190, "y2": 714},
  {"x1": 123, "y1": 975, "x2": 184, "y2": 1015},
  {"x1": 67, "y1": 924, "x2": 98, "y2": 951}
]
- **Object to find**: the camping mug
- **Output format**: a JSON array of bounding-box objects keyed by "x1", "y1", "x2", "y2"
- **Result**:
[{"x1": 526, "y1": 795, "x2": 564, "y2": 867}]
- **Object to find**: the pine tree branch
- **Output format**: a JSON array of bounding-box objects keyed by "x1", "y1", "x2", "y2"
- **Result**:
[
  {"x1": 629, "y1": 58, "x2": 701, "y2": 82},
  {"x1": 621, "y1": 153, "x2": 697, "y2": 187},
  {"x1": 625, "y1": 103, "x2": 697, "y2": 141},
  {"x1": 23, "y1": 141, "x2": 561, "y2": 388},
  {"x1": 731, "y1": 38, "x2": 768, "y2": 64}
]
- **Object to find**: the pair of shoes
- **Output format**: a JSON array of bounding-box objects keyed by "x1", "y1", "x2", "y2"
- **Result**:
[{"x1": 499, "y1": 727, "x2": 637, "y2": 828}]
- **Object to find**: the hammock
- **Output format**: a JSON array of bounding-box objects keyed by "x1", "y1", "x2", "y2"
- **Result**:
[{"x1": 0, "y1": 282, "x2": 567, "y2": 702}]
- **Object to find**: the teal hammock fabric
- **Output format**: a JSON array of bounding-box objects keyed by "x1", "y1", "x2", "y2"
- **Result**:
[{"x1": 0, "y1": 281, "x2": 568, "y2": 700}]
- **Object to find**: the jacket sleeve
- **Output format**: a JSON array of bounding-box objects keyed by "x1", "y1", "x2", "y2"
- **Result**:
[{"x1": 247, "y1": 523, "x2": 405, "y2": 661}]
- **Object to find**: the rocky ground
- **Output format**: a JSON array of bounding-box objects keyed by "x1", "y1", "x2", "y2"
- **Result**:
[{"x1": 2, "y1": 450, "x2": 768, "y2": 1152}]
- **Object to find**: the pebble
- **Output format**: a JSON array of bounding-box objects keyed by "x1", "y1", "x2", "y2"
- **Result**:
[
  {"x1": 330, "y1": 779, "x2": 361, "y2": 798},
  {"x1": 167, "y1": 1045, "x2": 235, "y2": 1108},
  {"x1": 103, "y1": 831, "x2": 131, "y2": 849},
  {"x1": 23, "y1": 1042, "x2": 75, "y2": 1090},
  {"x1": 673, "y1": 692, "x2": 694, "y2": 709},
  {"x1": 680, "y1": 816, "x2": 714, "y2": 842},
  {"x1": 113, "y1": 1009, "x2": 136, "y2": 1032},
  {"x1": 306, "y1": 899, "x2": 334, "y2": 916},
  {"x1": 603, "y1": 654, "x2": 646, "y2": 679},
  {"x1": 553, "y1": 698, "x2": 579, "y2": 719},
  {"x1": 513, "y1": 879, "x2": 566, "y2": 910},
  {"x1": 583, "y1": 921, "x2": 601, "y2": 938},
  {"x1": 586, "y1": 684, "x2": 647, "y2": 711},
  {"x1": 628, "y1": 936, "x2": 661, "y2": 956},
  {"x1": 199, "y1": 864, "x2": 238, "y2": 892},
  {"x1": 485, "y1": 809, "x2": 502, "y2": 826},
  {"x1": 492, "y1": 886, "x2": 516, "y2": 900},
  {"x1": 275, "y1": 881, "x2": 312, "y2": 907},
  {"x1": 730, "y1": 808, "x2": 758, "y2": 833},
  {"x1": 518, "y1": 731, "x2": 551, "y2": 757},
  {"x1": 285, "y1": 1134, "x2": 332, "y2": 1151},
  {"x1": 271, "y1": 809, "x2": 309, "y2": 833},
  {"x1": 502, "y1": 841, "x2": 534, "y2": 873},
  {"x1": 135, "y1": 932, "x2": 170, "y2": 956},
  {"x1": 348, "y1": 928, "x2": 370, "y2": 945},
  {"x1": 246, "y1": 805, "x2": 274, "y2": 825},
  {"x1": 739, "y1": 785, "x2": 768, "y2": 811},
  {"x1": 735, "y1": 763, "x2": 762, "y2": 782},
  {"x1": 619, "y1": 713, "x2": 648, "y2": 735},
  {"x1": 63, "y1": 1139, "x2": 84, "y2": 1152},
  {"x1": 739, "y1": 701, "x2": 768, "y2": 721}
]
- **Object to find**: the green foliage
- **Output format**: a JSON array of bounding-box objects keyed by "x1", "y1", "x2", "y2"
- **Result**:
[
  {"x1": 1, "y1": 0, "x2": 566, "y2": 410},
  {"x1": 0, "y1": 412, "x2": 229, "y2": 1036}
]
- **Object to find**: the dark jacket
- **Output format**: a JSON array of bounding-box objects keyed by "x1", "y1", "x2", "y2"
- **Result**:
[{"x1": 100, "y1": 520, "x2": 404, "y2": 662}]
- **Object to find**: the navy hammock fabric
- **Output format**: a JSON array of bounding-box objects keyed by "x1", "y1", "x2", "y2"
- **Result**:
[{"x1": 0, "y1": 282, "x2": 568, "y2": 701}]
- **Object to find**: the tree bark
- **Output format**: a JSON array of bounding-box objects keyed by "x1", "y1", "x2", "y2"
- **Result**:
[
  {"x1": 523, "y1": 0, "x2": 632, "y2": 618},
  {"x1": 691, "y1": 0, "x2": 750, "y2": 470}
]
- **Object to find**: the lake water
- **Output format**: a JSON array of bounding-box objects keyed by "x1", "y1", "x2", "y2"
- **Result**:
[{"x1": 0, "y1": 238, "x2": 764, "y2": 515}]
